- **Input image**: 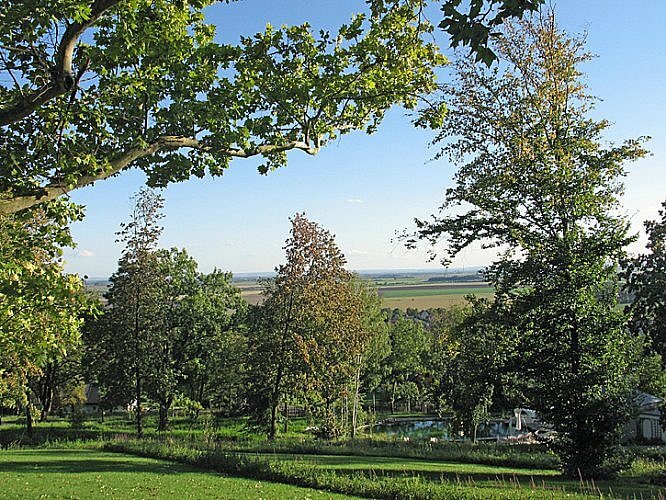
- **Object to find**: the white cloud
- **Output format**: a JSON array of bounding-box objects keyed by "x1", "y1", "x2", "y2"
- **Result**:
[
  {"x1": 346, "y1": 197, "x2": 364, "y2": 204},
  {"x1": 348, "y1": 249, "x2": 369, "y2": 256},
  {"x1": 77, "y1": 249, "x2": 95, "y2": 258}
]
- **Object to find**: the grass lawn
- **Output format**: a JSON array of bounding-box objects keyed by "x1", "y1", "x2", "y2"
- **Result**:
[
  {"x1": 252, "y1": 452, "x2": 665, "y2": 498},
  {"x1": 0, "y1": 448, "x2": 356, "y2": 499}
]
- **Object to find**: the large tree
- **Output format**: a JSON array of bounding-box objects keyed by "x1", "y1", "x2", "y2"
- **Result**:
[
  {"x1": 0, "y1": 0, "x2": 552, "y2": 215},
  {"x1": 85, "y1": 188, "x2": 165, "y2": 436},
  {"x1": 0, "y1": 0, "x2": 447, "y2": 214},
  {"x1": 408, "y1": 14, "x2": 647, "y2": 476},
  {"x1": 149, "y1": 248, "x2": 245, "y2": 430},
  {"x1": 246, "y1": 214, "x2": 384, "y2": 439},
  {"x1": 381, "y1": 317, "x2": 429, "y2": 413}
]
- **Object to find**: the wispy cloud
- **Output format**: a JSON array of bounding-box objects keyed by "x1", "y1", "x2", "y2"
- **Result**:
[
  {"x1": 77, "y1": 249, "x2": 95, "y2": 258},
  {"x1": 346, "y1": 197, "x2": 364, "y2": 204},
  {"x1": 349, "y1": 249, "x2": 369, "y2": 256}
]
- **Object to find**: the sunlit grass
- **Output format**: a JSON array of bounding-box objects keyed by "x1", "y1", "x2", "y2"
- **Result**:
[{"x1": 0, "y1": 448, "x2": 355, "y2": 499}]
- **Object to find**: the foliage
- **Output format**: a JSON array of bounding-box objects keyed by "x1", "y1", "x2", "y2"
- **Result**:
[
  {"x1": 148, "y1": 248, "x2": 246, "y2": 430},
  {"x1": 381, "y1": 318, "x2": 429, "y2": 413},
  {"x1": 409, "y1": 14, "x2": 647, "y2": 477},
  {"x1": 28, "y1": 352, "x2": 87, "y2": 422},
  {"x1": 438, "y1": 0, "x2": 544, "y2": 65},
  {"x1": 84, "y1": 188, "x2": 165, "y2": 436},
  {"x1": 431, "y1": 299, "x2": 519, "y2": 442},
  {"x1": 0, "y1": 0, "x2": 445, "y2": 214},
  {"x1": 85, "y1": 189, "x2": 245, "y2": 433},
  {"x1": 0, "y1": 200, "x2": 93, "y2": 410},
  {"x1": 623, "y1": 200, "x2": 666, "y2": 361},
  {"x1": 246, "y1": 214, "x2": 385, "y2": 439}
]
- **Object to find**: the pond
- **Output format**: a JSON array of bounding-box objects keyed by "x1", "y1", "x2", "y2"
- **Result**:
[{"x1": 373, "y1": 418, "x2": 517, "y2": 441}]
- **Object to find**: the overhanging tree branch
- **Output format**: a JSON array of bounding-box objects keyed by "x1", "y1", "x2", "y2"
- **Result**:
[{"x1": 0, "y1": 135, "x2": 320, "y2": 214}]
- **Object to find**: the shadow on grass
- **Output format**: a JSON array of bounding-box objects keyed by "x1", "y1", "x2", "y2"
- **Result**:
[
  {"x1": 322, "y1": 465, "x2": 662, "y2": 498},
  {"x1": 0, "y1": 450, "x2": 195, "y2": 476},
  {"x1": 325, "y1": 465, "x2": 560, "y2": 483}
]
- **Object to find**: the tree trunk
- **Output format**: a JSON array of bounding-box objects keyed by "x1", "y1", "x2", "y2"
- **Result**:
[
  {"x1": 269, "y1": 291, "x2": 294, "y2": 440},
  {"x1": 158, "y1": 401, "x2": 169, "y2": 431},
  {"x1": 197, "y1": 380, "x2": 205, "y2": 408},
  {"x1": 351, "y1": 364, "x2": 361, "y2": 439},
  {"x1": 135, "y1": 372, "x2": 143, "y2": 438},
  {"x1": 25, "y1": 405, "x2": 33, "y2": 437},
  {"x1": 269, "y1": 398, "x2": 279, "y2": 440},
  {"x1": 283, "y1": 400, "x2": 288, "y2": 434},
  {"x1": 39, "y1": 362, "x2": 56, "y2": 422}
]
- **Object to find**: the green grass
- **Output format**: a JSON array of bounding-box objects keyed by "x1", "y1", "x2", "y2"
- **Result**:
[
  {"x1": 252, "y1": 451, "x2": 560, "y2": 478},
  {"x1": 4, "y1": 416, "x2": 666, "y2": 498},
  {"x1": 0, "y1": 448, "x2": 356, "y2": 499},
  {"x1": 104, "y1": 439, "x2": 666, "y2": 499}
]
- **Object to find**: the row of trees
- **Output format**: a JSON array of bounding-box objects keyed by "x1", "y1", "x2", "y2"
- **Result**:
[
  {"x1": 0, "y1": 0, "x2": 544, "y2": 432},
  {"x1": 84, "y1": 190, "x2": 245, "y2": 435},
  {"x1": 2, "y1": 184, "x2": 664, "y2": 480}
]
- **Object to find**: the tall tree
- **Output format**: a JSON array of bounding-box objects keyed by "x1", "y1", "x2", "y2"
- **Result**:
[
  {"x1": 381, "y1": 318, "x2": 429, "y2": 413},
  {"x1": 150, "y1": 249, "x2": 245, "y2": 430},
  {"x1": 408, "y1": 14, "x2": 647, "y2": 477},
  {"x1": 179, "y1": 269, "x2": 246, "y2": 416},
  {"x1": 86, "y1": 188, "x2": 164, "y2": 437},
  {"x1": 247, "y1": 214, "x2": 383, "y2": 439},
  {"x1": 0, "y1": 0, "x2": 445, "y2": 214}
]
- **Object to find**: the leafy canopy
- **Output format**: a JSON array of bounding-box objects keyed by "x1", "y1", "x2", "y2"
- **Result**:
[{"x1": 0, "y1": 0, "x2": 445, "y2": 214}]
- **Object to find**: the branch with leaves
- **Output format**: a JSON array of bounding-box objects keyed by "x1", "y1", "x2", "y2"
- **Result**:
[{"x1": 0, "y1": 0, "x2": 445, "y2": 214}]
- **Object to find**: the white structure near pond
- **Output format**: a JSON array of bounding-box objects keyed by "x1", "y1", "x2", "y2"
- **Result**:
[{"x1": 624, "y1": 392, "x2": 665, "y2": 443}]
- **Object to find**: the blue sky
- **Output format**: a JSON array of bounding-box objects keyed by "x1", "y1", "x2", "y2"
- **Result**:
[{"x1": 64, "y1": 1, "x2": 666, "y2": 277}]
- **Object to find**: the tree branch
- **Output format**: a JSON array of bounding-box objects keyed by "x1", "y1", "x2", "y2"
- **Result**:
[
  {"x1": 0, "y1": 135, "x2": 319, "y2": 214},
  {"x1": 0, "y1": 0, "x2": 122, "y2": 127}
]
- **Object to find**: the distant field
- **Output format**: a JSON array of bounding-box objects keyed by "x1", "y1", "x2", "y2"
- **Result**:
[
  {"x1": 240, "y1": 281, "x2": 493, "y2": 309},
  {"x1": 241, "y1": 290, "x2": 263, "y2": 305},
  {"x1": 379, "y1": 285, "x2": 493, "y2": 298},
  {"x1": 378, "y1": 283, "x2": 493, "y2": 309},
  {"x1": 380, "y1": 293, "x2": 494, "y2": 310}
]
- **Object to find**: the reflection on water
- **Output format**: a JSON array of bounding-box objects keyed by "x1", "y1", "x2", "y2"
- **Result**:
[{"x1": 374, "y1": 419, "x2": 515, "y2": 441}]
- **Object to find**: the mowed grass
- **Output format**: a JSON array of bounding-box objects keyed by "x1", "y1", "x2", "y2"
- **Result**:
[
  {"x1": 0, "y1": 448, "x2": 356, "y2": 499},
  {"x1": 251, "y1": 452, "x2": 665, "y2": 498},
  {"x1": 257, "y1": 452, "x2": 558, "y2": 477}
]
